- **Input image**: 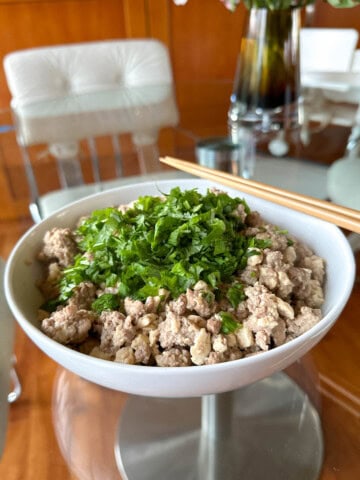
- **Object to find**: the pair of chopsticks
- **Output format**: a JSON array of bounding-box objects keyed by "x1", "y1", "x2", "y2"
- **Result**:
[{"x1": 160, "y1": 156, "x2": 360, "y2": 234}]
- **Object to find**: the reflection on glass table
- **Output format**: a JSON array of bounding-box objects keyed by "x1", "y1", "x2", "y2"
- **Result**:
[{"x1": 2, "y1": 74, "x2": 358, "y2": 225}]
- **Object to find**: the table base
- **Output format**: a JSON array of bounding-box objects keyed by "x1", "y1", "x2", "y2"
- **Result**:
[{"x1": 115, "y1": 372, "x2": 323, "y2": 480}]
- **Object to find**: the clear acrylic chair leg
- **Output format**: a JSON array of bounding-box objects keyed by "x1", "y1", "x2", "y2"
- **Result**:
[
  {"x1": 8, "y1": 355, "x2": 21, "y2": 403},
  {"x1": 231, "y1": 128, "x2": 256, "y2": 180},
  {"x1": 136, "y1": 143, "x2": 161, "y2": 174}
]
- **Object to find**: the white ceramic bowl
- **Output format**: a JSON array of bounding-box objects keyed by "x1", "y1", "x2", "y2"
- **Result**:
[{"x1": 4, "y1": 179, "x2": 355, "y2": 397}]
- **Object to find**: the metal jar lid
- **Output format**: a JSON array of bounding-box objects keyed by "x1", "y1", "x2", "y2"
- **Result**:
[{"x1": 195, "y1": 136, "x2": 238, "y2": 172}]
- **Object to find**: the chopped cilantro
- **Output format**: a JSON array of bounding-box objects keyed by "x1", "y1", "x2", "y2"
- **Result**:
[
  {"x1": 201, "y1": 291, "x2": 215, "y2": 303},
  {"x1": 274, "y1": 227, "x2": 288, "y2": 235},
  {"x1": 219, "y1": 311, "x2": 241, "y2": 334},
  {"x1": 57, "y1": 188, "x2": 270, "y2": 302},
  {"x1": 40, "y1": 297, "x2": 64, "y2": 313},
  {"x1": 226, "y1": 282, "x2": 246, "y2": 308},
  {"x1": 91, "y1": 293, "x2": 120, "y2": 313},
  {"x1": 274, "y1": 226, "x2": 294, "y2": 247}
]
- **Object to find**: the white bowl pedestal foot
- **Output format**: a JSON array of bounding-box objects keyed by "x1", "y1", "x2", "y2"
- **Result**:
[{"x1": 115, "y1": 372, "x2": 323, "y2": 480}]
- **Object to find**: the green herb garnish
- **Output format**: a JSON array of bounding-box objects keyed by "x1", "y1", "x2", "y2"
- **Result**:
[
  {"x1": 219, "y1": 311, "x2": 241, "y2": 334},
  {"x1": 57, "y1": 188, "x2": 270, "y2": 302},
  {"x1": 201, "y1": 290, "x2": 215, "y2": 303},
  {"x1": 40, "y1": 298, "x2": 64, "y2": 313},
  {"x1": 274, "y1": 226, "x2": 294, "y2": 247},
  {"x1": 91, "y1": 293, "x2": 120, "y2": 313},
  {"x1": 226, "y1": 282, "x2": 246, "y2": 308}
]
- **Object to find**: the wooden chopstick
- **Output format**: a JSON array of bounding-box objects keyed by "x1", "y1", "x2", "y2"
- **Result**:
[
  {"x1": 160, "y1": 156, "x2": 360, "y2": 234},
  {"x1": 162, "y1": 156, "x2": 359, "y2": 219}
]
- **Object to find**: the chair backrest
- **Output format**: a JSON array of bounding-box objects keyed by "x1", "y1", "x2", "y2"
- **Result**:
[
  {"x1": 3, "y1": 40, "x2": 179, "y2": 221},
  {"x1": 300, "y1": 28, "x2": 359, "y2": 75},
  {"x1": 299, "y1": 28, "x2": 360, "y2": 140}
]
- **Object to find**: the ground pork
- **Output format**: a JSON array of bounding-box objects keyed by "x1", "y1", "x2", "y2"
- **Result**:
[
  {"x1": 38, "y1": 193, "x2": 326, "y2": 367},
  {"x1": 155, "y1": 347, "x2": 191, "y2": 367},
  {"x1": 41, "y1": 304, "x2": 96, "y2": 344},
  {"x1": 38, "y1": 227, "x2": 78, "y2": 267}
]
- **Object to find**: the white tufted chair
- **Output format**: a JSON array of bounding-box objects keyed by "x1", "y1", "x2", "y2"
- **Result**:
[
  {"x1": 300, "y1": 28, "x2": 360, "y2": 136},
  {"x1": 3, "y1": 40, "x2": 180, "y2": 222}
]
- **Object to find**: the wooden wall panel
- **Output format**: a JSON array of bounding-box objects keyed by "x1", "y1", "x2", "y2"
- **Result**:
[
  {"x1": 122, "y1": 0, "x2": 148, "y2": 38},
  {"x1": 312, "y1": 1, "x2": 360, "y2": 44},
  {"x1": 147, "y1": 0, "x2": 171, "y2": 46},
  {"x1": 0, "y1": 0, "x2": 127, "y2": 108},
  {"x1": 169, "y1": 1, "x2": 246, "y2": 82}
]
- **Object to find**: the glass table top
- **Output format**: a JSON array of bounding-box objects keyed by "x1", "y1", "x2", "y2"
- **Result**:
[{"x1": 0, "y1": 81, "x2": 359, "y2": 480}]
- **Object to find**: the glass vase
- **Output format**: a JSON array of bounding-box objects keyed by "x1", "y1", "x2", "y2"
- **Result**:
[{"x1": 228, "y1": 7, "x2": 301, "y2": 138}]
